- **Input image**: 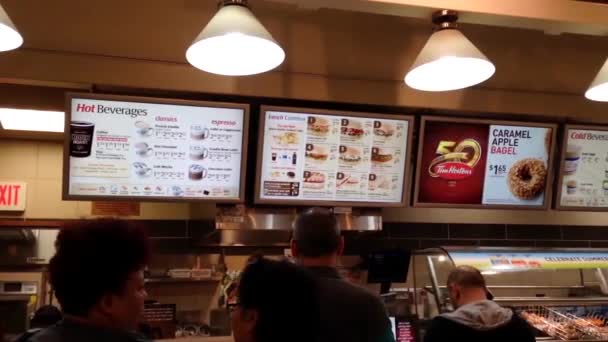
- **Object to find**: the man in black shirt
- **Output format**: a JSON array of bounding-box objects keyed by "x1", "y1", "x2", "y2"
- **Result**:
[
  {"x1": 424, "y1": 265, "x2": 535, "y2": 342},
  {"x1": 291, "y1": 207, "x2": 394, "y2": 342}
]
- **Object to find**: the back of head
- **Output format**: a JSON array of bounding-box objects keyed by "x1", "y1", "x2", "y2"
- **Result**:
[
  {"x1": 292, "y1": 207, "x2": 339, "y2": 257},
  {"x1": 447, "y1": 265, "x2": 487, "y2": 289},
  {"x1": 238, "y1": 258, "x2": 319, "y2": 342},
  {"x1": 49, "y1": 219, "x2": 150, "y2": 317}
]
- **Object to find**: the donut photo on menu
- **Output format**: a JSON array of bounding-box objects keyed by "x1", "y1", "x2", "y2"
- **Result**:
[
  {"x1": 507, "y1": 158, "x2": 547, "y2": 200},
  {"x1": 307, "y1": 116, "x2": 330, "y2": 137},
  {"x1": 340, "y1": 119, "x2": 365, "y2": 139},
  {"x1": 339, "y1": 146, "x2": 362, "y2": 165},
  {"x1": 303, "y1": 171, "x2": 326, "y2": 189}
]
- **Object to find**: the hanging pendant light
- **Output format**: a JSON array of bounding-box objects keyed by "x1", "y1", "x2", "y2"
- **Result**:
[
  {"x1": 0, "y1": 2, "x2": 23, "y2": 52},
  {"x1": 405, "y1": 10, "x2": 495, "y2": 92},
  {"x1": 186, "y1": 0, "x2": 285, "y2": 76},
  {"x1": 585, "y1": 58, "x2": 608, "y2": 102}
]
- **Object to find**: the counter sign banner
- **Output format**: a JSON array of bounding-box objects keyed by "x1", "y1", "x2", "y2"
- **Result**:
[{"x1": 0, "y1": 181, "x2": 26, "y2": 211}]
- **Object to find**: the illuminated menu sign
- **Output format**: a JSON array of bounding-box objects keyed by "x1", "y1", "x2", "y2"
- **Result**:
[
  {"x1": 414, "y1": 117, "x2": 556, "y2": 208},
  {"x1": 255, "y1": 106, "x2": 413, "y2": 207},
  {"x1": 63, "y1": 93, "x2": 248, "y2": 202},
  {"x1": 557, "y1": 125, "x2": 608, "y2": 210}
]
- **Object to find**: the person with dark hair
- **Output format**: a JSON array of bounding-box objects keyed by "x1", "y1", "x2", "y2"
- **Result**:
[
  {"x1": 291, "y1": 207, "x2": 394, "y2": 342},
  {"x1": 424, "y1": 265, "x2": 535, "y2": 342},
  {"x1": 231, "y1": 257, "x2": 319, "y2": 342},
  {"x1": 25, "y1": 219, "x2": 151, "y2": 342}
]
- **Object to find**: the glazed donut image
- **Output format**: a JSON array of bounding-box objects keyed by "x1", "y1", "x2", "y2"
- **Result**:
[{"x1": 507, "y1": 158, "x2": 547, "y2": 200}]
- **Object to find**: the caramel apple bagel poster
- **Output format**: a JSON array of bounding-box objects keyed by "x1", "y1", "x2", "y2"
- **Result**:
[{"x1": 414, "y1": 116, "x2": 556, "y2": 209}]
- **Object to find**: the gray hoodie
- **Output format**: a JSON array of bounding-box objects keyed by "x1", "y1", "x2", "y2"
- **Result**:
[{"x1": 441, "y1": 300, "x2": 513, "y2": 331}]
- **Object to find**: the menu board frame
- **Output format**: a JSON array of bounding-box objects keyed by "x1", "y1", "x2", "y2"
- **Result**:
[
  {"x1": 254, "y1": 106, "x2": 414, "y2": 207},
  {"x1": 62, "y1": 92, "x2": 250, "y2": 203},
  {"x1": 413, "y1": 116, "x2": 558, "y2": 210},
  {"x1": 555, "y1": 124, "x2": 608, "y2": 211}
]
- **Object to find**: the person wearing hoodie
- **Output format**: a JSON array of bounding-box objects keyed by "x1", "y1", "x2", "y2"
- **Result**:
[{"x1": 424, "y1": 265, "x2": 535, "y2": 342}]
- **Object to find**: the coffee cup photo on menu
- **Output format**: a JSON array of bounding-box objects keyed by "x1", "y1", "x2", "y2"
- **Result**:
[
  {"x1": 190, "y1": 145, "x2": 209, "y2": 161},
  {"x1": 135, "y1": 121, "x2": 153, "y2": 137},
  {"x1": 135, "y1": 142, "x2": 153, "y2": 157},
  {"x1": 69, "y1": 121, "x2": 95, "y2": 158},
  {"x1": 188, "y1": 164, "x2": 207, "y2": 180},
  {"x1": 191, "y1": 125, "x2": 210, "y2": 140},
  {"x1": 132, "y1": 162, "x2": 152, "y2": 178}
]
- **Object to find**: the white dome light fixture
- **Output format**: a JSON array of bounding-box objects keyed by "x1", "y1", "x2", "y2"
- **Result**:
[
  {"x1": 186, "y1": 0, "x2": 285, "y2": 76},
  {"x1": 0, "y1": 3, "x2": 23, "y2": 52},
  {"x1": 585, "y1": 58, "x2": 608, "y2": 102},
  {"x1": 405, "y1": 10, "x2": 495, "y2": 92}
]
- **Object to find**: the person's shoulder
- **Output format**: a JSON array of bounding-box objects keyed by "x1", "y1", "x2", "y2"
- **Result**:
[{"x1": 23, "y1": 327, "x2": 58, "y2": 342}]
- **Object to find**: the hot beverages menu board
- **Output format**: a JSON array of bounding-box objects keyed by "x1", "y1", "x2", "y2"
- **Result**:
[
  {"x1": 414, "y1": 117, "x2": 557, "y2": 209},
  {"x1": 63, "y1": 93, "x2": 249, "y2": 202},
  {"x1": 255, "y1": 106, "x2": 413, "y2": 207},
  {"x1": 556, "y1": 125, "x2": 608, "y2": 210}
]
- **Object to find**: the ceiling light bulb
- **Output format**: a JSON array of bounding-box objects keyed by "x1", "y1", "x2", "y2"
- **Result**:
[
  {"x1": 0, "y1": 108, "x2": 64, "y2": 132},
  {"x1": 186, "y1": 0, "x2": 285, "y2": 76},
  {"x1": 585, "y1": 58, "x2": 608, "y2": 102},
  {"x1": 0, "y1": 3, "x2": 23, "y2": 52},
  {"x1": 405, "y1": 10, "x2": 495, "y2": 92}
]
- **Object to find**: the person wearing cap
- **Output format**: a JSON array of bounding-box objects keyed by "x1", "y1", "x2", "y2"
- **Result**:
[
  {"x1": 424, "y1": 265, "x2": 535, "y2": 342},
  {"x1": 291, "y1": 207, "x2": 394, "y2": 342}
]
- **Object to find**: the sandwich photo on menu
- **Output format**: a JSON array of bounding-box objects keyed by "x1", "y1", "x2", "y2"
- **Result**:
[
  {"x1": 305, "y1": 144, "x2": 329, "y2": 162},
  {"x1": 303, "y1": 171, "x2": 326, "y2": 190},
  {"x1": 372, "y1": 147, "x2": 394, "y2": 164},
  {"x1": 339, "y1": 146, "x2": 362, "y2": 165},
  {"x1": 307, "y1": 116, "x2": 331, "y2": 137},
  {"x1": 374, "y1": 121, "x2": 395, "y2": 138},
  {"x1": 341, "y1": 119, "x2": 365, "y2": 138},
  {"x1": 336, "y1": 172, "x2": 360, "y2": 189}
]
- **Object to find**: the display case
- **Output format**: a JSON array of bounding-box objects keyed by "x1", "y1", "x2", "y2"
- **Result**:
[{"x1": 412, "y1": 247, "x2": 608, "y2": 342}]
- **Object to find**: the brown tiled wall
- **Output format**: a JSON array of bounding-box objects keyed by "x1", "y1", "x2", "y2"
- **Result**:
[
  {"x1": 362, "y1": 223, "x2": 608, "y2": 251},
  {"x1": 140, "y1": 220, "x2": 608, "y2": 255}
]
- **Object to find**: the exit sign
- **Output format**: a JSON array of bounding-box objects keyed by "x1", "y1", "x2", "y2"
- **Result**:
[{"x1": 0, "y1": 182, "x2": 26, "y2": 211}]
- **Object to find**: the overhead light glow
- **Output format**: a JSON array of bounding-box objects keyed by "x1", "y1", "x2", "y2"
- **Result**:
[
  {"x1": 186, "y1": 1, "x2": 285, "y2": 76},
  {"x1": 0, "y1": 108, "x2": 64, "y2": 132},
  {"x1": 585, "y1": 58, "x2": 608, "y2": 102},
  {"x1": 405, "y1": 10, "x2": 495, "y2": 92},
  {"x1": 0, "y1": 3, "x2": 23, "y2": 52}
]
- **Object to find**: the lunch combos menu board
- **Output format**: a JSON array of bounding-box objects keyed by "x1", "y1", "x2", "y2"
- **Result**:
[
  {"x1": 414, "y1": 117, "x2": 556, "y2": 208},
  {"x1": 557, "y1": 125, "x2": 608, "y2": 210},
  {"x1": 64, "y1": 94, "x2": 248, "y2": 201},
  {"x1": 255, "y1": 107, "x2": 413, "y2": 206}
]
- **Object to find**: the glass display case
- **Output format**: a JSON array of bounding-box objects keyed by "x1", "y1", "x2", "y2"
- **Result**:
[{"x1": 412, "y1": 247, "x2": 608, "y2": 342}]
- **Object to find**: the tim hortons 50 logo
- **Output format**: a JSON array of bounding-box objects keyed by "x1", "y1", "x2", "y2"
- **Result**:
[{"x1": 429, "y1": 139, "x2": 482, "y2": 180}]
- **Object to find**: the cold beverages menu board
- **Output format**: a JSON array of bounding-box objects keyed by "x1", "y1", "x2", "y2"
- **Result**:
[
  {"x1": 255, "y1": 107, "x2": 413, "y2": 207},
  {"x1": 414, "y1": 117, "x2": 556, "y2": 208},
  {"x1": 557, "y1": 125, "x2": 608, "y2": 210},
  {"x1": 63, "y1": 94, "x2": 248, "y2": 202}
]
